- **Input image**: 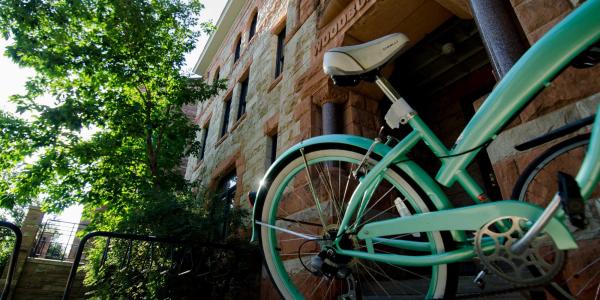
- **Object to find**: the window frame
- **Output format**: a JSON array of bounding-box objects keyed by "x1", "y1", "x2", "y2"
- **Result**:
[
  {"x1": 234, "y1": 35, "x2": 242, "y2": 62},
  {"x1": 249, "y1": 12, "x2": 258, "y2": 40},
  {"x1": 275, "y1": 26, "x2": 286, "y2": 78},
  {"x1": 216, "y1": 170, "x2": 237, "y2": 237},
  {"x1": 213, "y1": 67, "x2": 220, "y2": 84},
  {"x1": 221, "y1": 97, "x2": 232, "y2": 138},
  {"x1": 199, "y1": 124, "x2": 209, "y2": 160},
  {"x1": 237, "y1": 76, "x2": 249, "y2": 120},
  {"x1": 269, "y1": 132, "x2": 278, "y2": 165}
]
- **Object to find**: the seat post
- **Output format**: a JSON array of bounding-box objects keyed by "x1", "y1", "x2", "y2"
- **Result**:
[
  {"x1": 375, "y1": 75, "x2": 416, "y2": 125},
  {"x1": 374, "y1": 75, "x2": 402, "y2": 102}
]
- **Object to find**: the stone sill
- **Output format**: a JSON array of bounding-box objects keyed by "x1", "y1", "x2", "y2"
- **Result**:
[
  {"x1": 268, "y1": 75, "x2": 283, "y2": 92},
  {"x1": 193, "y1": 159, "x2": 204, "y2": 173},
  {"x1": 215, "y1": 133, "x2": 229, "y2": 148},
  {"x1": 247, "y1": 34, "x2": 258, "y2": 49},
  {"x1": 230, "y1": 113, "x2": 247, "y2": 133},
  {"x1": 232, "y1": 58, "x2": 242, "y2": 73},
  {"x1": 27, "y1": 257, "x2": 74, "y2": 266}
]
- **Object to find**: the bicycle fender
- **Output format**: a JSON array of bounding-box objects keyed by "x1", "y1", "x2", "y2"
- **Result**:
[{"x1": 251, "y1": 134, "x2": 457, "y2": 242}]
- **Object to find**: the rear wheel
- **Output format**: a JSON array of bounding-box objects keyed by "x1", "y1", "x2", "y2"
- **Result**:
[
  {"x1": 257, "y1": 146, "x2": 457, "y2": 299},
  {"x1": 512, "y1": 134, "x2": 600, "y2": 299}
]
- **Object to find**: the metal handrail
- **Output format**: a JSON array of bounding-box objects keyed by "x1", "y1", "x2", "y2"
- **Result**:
[
  {"x1": 61, "y1": 231, "x2": 235, "y2": 300},
  {"x1": 0, "y1": 221, "x2": 22, "y2": 300}
]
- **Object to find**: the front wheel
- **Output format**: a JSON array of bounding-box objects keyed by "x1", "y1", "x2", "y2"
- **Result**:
[{"x1": 257, "y1": 145, "x2": 457, "y2": 299}]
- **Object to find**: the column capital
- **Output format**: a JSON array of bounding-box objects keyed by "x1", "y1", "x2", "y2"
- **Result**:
[{"x1": 312, "y1": 81, "x2": 348, "y2": 106}]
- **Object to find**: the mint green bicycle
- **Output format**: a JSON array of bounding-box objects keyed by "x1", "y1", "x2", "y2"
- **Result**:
[{"x1": 251, "y1": 1, "x2": 600, "y2": 298}]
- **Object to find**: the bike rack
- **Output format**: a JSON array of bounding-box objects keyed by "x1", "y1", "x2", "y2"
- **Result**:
[
  {"x1": 61, "y1": 231, "x2": 235, "y2": 300},
  {"x1": 0, "y1": 221, "x2": 22, "y2": 300}
]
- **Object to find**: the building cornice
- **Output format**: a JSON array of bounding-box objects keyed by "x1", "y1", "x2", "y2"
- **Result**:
[{"x1": 193, "y1": 0, "x2": 248, "y2": 76}]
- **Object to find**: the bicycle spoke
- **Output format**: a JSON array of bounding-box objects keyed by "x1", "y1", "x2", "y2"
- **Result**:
[
  {"x1": 355, "y1": 263, "x2": 381, "y2": 297},
  {"x1": 355, "y1": 204, "x2": 396, "y2": 229},
  {"x1": 350, "y1": 185, "x2": 396, "y2": 229},
  {"x1": 256, "y1": 221, "x2": 319, "y2": 240},
  {"x1": 325, "y1": 162, "x2": 343, "y2": 227},
  {"x1": 261, "y1": 149, "x2": 449, "y2": 298},
  {"x1": 385, "y1": 262, "x2": 432, "y2": 282},
  {"x1": 370, "y1": 260, "x2": 423, "y2": 295},
  {"x1": 310, "y1": 277, "x2": 326, "y2": 298},
  {"x1": 325, "y1": 276, "x2": 334, "y2": 299},
  {"x1": 276, "y1": 208, "x2": 320, "y2": 236},
  {"x1": 576, "y1": 269, "x2": 600, "y2": 297},
  {"x1": 315, "y1": 162, "x2": 342, "y2": 226},
  {"x1": 300, "y1": 148, "x2": 328, "y2": 228},
  {"x1": 568, "y1": 256, "x2": 600, "y2": 283},
  {"x1": 342, "y1": 168, "x2": 353, "y2": 209},
  {"x1": 277, "y1": 217, "x2": 322, "y2": 228},
  {"x1": 357, "y1": 261, "x2": 391, "y2": 297}
]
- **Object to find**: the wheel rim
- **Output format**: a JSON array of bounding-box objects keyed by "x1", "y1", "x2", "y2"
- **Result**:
[
  {"x1": 260, "y1": 149, "x2": 448, "y2": 299},
  {"x1": 515, "y1": 138, "x2": 600, "y2": 299}
]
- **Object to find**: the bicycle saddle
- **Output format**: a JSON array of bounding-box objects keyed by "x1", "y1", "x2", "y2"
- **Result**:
[{"x1": 323, "y1": 33, "x2": 409, "y2": 76}]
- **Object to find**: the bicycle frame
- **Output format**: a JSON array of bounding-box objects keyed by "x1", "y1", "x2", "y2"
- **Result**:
[{"x1": 252, "y1": 0, "x2": 600, "y2": 269}]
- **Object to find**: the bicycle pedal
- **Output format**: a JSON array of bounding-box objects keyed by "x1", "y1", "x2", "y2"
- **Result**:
[
  {"x1": 473, "y1": 270, "x2": 487, "y2": 290},
  {"x1": 558, "y1": 172, "x2": 587, "y2": 229}
]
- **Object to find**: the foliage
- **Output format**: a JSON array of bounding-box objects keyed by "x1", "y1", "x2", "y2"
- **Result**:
[
  {"x1": 0, "y1": 0, "x2": 224, "y2": 215},
  {"x1": 0, "y1": 0, "x2": 256, "y2": 298},
  {"x1": 0, "y1": 205, "x2": 25, "y2": 273},
  {"x1": 45, "y1": 242, "x2": 64, "y2": 259},
  {"x1": 82, "y1": 190, "x2": 260, "y2": 300}
]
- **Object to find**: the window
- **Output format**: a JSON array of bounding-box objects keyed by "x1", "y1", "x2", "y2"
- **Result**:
[
  {"x1": 221, "y1": 97, "x2": 231, "y2": 137},
  {"x1": 213, "y1": 67, "x2": 220, "y2": 84},
  {"x1": 237, "y1": 77, "x2": 249, "y2": 120},
  {"x1": 275, "y1": 26, "x2": 286, "y2": 77},
  {"x1": 216, "y1": 170, "x2": 237, "y2": 237},
  {"x1": 249, "y1": 13, "x2": 258, "y2": 40},
  {"x1": 234, "y1": 36, "x2": 242, "y2": 62},
  {"x1": 199, "y1": 125, "x2": 209, "y2": 160},
  {"x1": 269, "y1": 133, "x2": 278, "y2": 165}
]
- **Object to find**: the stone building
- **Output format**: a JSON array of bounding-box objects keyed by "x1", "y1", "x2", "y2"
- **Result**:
[{"x1": 185, "y1": 0, "x2": 598, "y2": 297}]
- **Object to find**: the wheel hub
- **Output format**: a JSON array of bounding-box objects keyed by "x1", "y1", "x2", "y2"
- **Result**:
[{"x1": 309, "y1": 229, "x2": 354, "y2": 279}]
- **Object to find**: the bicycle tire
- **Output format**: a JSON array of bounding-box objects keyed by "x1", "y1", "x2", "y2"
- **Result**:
[
  {"x1": 257, "y1": 144, "x2": 458, "y2": 299},
  {"x1": 511, "y1": 133, "x2": 600, "y2": 299}
]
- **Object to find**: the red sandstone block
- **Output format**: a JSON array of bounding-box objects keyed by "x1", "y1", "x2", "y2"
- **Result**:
[
  {"x1": 491, "y1": 158, "x2": 520, "y2": 198},
  {"x1": 512, "y1": 0, "x2": 571, "y2": 36}
]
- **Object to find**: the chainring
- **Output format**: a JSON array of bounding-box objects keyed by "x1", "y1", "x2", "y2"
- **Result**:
[{"x1": 474, "y1": 216, "x2": 565, "y2": 286}]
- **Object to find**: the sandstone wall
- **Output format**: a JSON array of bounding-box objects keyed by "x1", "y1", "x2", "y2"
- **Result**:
[
  {"x1": 186, "y1": 0, "x2": 318, "y2": 211},
  {"x1": 488, "y1": 0, "x2": 600, "y2": 198}
]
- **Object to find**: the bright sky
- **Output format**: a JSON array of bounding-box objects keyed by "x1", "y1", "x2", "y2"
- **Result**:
[{"x1": 0, "y1": 1, "x2": 227, "y2": 224}]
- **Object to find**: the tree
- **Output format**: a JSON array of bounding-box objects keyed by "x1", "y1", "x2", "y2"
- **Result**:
[{"x1": 0, "y1": 0, "x2": 223, "y2": 224}]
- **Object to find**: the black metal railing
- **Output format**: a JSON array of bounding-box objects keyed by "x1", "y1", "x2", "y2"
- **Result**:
[
  {"x1": 30, "y1": 219, "x2": 86, "y2": 262},
  {"x1": 0, "y1": 221, "x2": 22, "y2": 300},
  {"x1": 62, "y1": 231, "x2": 258, "y2": 300}
]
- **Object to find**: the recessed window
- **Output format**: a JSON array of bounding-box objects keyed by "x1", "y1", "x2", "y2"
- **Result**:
[
  {"x1": 237, "y1": 77, "x2": 249, "y2": 120},
  {"x1": 234, "y1": 36, "x2": 242, "y2": 62},
  {"x1": 249, "y1": 13, "x2": 258, "y2": 40},
  {"x1": 268, "y1": 133, "x2": 278, "y2": 165},
  {"x1": 199, "y1": 125, "x2": 209, "y2": 160},
  {"x1": 275, "y1": 26, "x2": 286, "y2": 77},
  {"x1": 221, "y1": 97, "x2": 231, "y2": 137},
  {"x1": 213, "y1": 67, "x2": 220, "y2": 84},
  {"x1": 216, "y1": 170, "x2": 237, "y2": 237}
]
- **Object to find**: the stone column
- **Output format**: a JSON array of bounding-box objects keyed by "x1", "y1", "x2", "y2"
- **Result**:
[
  {"x1": 322, "y1": 101, "x2": 340, "y2": 135},
  {"x1": 314, "y1": 83, "x2": 347, "y2": 136},
  {"x1": 8, "y1": 206, "x2": 44, "y2": 299},
  {"x1": 469, "y1": 0, "x2": 527, "y2": 79}
]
